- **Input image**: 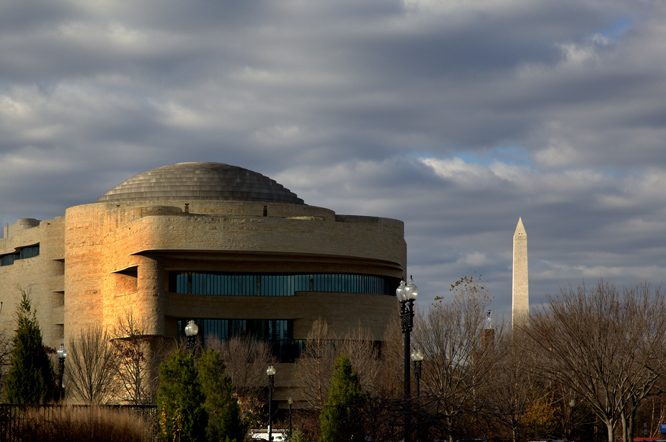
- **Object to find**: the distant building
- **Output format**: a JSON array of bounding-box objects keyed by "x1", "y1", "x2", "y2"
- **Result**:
[
  {"x1": 0, "y1": 162, "x2": 406, "y2": 403},
  {"x1": 511, "y1": 217, "x2": 529, "y2": 327}
]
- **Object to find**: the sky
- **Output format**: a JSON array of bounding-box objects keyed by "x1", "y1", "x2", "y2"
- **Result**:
[{"x1": 1, "y1": 0, "x2": 665, "y2": 318}]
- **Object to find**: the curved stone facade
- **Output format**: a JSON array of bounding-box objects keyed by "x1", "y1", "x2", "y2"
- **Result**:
[
  {"x1": 0, "y1": 163, "x2": 406, "y2": 406},
  {"x1": 63, "y1": 198, "x2": 405, "y2": 340}
]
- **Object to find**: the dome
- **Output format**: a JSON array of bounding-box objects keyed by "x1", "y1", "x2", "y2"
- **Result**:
[{"x1": 97, "y1": 162, "x2": 304, "y2": 204}]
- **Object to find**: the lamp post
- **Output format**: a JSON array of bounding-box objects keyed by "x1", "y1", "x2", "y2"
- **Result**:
[
  {"x1": 185, "y1": 320, "x2": 199, "y2": 351},
  {"x1": 396, "y1": 276, "x2": 418, "y2": 442},
  {"x1": 288, "y1": 396, "x2": 293, "y2": 440},
  {"x1": 267, "y1": 365, "x2": 276, "y2": 441},
  {"x1": 411, "y1": 349, "x2": 424, "y2": 397},
  {"x1": 396, "y1": 276, "x2": 418, "y2": 399},
  {"x1": 57, "y1": 343, "x2": 67, "y2": 401}
]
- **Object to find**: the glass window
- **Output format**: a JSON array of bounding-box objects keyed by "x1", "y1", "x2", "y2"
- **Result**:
[
  {"x1": 0, "y1": 254, "x2": 18, "y2": 267},
  {"x1": 19, "y1": 245, "x2": 40, "y2": 259},
  {"x1": 177, "y1": 318, "x2": 303, "y2": 362},
  {"x1": 168, "y1": 272, "x2": 391, "y2": 297},
  {"x1": 0, "y1": 244, "x2": 40, "y2": 266}
]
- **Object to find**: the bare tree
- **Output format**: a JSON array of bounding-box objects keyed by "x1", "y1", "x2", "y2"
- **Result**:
[
  {"x1": 523, "y1": 281, "x2": 666, "y2": 442},
  {"x1": 412, "y1": 275, "x2": 501, "y2": 441},
  {"x1": 208, "y1": 335, "x2": 276, "y2": 396},
  {"x1": 295, "y1": 318, "x2": 337, "y2": 409},
  {"x1": 616, "y1": 285, "x2": 666, "y2": 442},
  {"x1": 297, "y1": 316, "x2": 399, "y2": 409},
  {"x1": 111, "y1": 312, "x2": 154, "y2": 404},
  {"x1": 65, "y1": 325, "x2": 117, "y2": 404},
  {"x1": 482, "y1": 328, "x2": 549, "y2": 442},
  {"x1": 0, "y1": 331, "x2": 12, "y2": 400},
  {"x1": 336, "y1": 323, "x2": 382, "y2": 396},
  {"x1": 0, "y1": 332, "x2": 11, "y2": 365},
  {"x1": 294, "y1": 318, "x2": 395, "y2": 440},
  {"x1": 375, "y1": 315, "x2": 403, "y2": 400}
]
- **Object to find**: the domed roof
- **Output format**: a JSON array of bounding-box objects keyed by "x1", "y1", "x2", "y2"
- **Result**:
[{"x1": 97, "y1": 162, "x2": 304, "y2": 204}]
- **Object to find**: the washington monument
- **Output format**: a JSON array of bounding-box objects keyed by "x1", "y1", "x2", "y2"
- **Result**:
[{"x1": 512, "y1": 217, "x2": 529, "y2": 327}]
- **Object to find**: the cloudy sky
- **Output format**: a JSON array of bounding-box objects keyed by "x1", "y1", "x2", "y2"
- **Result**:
[{"x1": 1, "y1": 0, "x2": 665, "y2": 317}]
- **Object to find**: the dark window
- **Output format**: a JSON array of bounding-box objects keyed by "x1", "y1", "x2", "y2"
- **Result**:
[
  {"x1": 19, "y1": 245, "x2": 40, "y2": 259},
  {"x1": 0, "y1": 254, "x2": 17, "y2": 267},
  {"x1": 177, "y1": 318, "x2": 304, "y2": 362},
  {"x1": 0, "y1": 244, "x2": 39, "y2": 267},
  {"x1": 169, "y1": 272, "x2": 392, "y2": 297}
]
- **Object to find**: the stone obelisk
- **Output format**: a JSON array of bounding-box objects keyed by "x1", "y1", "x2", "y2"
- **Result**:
[{"x1": 512, "y1": 217, "x2": 529, "y2": 328}]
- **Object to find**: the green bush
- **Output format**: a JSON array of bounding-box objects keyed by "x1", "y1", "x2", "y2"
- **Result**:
[
  {"x1": 198, "y1": 347, "x2": 246, "y2": 442},
  {"x1": 5, "y1": 290, "x2": 55, "y2": 404},
  {"x1": 157, "y1": 347, "x2": 207, "y2": 442},
  {"x1": 291, "y1": 427, "x2": 308, "y2": 442},
  {"x1": 320, "y1": 354, "x2": 365, "y2": 442}
]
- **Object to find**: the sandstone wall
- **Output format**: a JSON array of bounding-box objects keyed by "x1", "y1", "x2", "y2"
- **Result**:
[
  {"x1": 62, "y1": 200, "x2": 405, "y2": 343},
  {"x1": 0, "y1": 217, "x2": 65, "y2": 349}
]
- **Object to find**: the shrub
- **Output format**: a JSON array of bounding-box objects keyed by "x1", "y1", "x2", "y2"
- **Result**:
[
  {"x1": 157, "y1": 346, "x2": 207, "y2": 442},
  {"x1": 320, "y1": 354, "x2": 365, "y2": 442},
  {"x1": 197, "y1": 347, "x2": 245, "y2": 442},
  {"x1": 5, "y1": 290, "x2": 54, "y2": 404},
  {"x1": 19, "y1": 406, "x2": 153, "y2": 442}
]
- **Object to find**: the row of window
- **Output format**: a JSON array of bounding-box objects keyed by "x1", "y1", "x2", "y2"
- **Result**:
[
  {"x1": 176, "y1": 318, "x2": 383, "y2": 363},
  {"x1": 180, "y1": 318, "x2": 293, "y2": 341},
  {"x1": 0, "y1": 244, "x2": 40, "y2": 267},
  {"x1": 169, "y1": 272, "x2": 392, "y2": 297},
  {"x1": 177, "y1": 318, "x2": 303, "y2": 362}
]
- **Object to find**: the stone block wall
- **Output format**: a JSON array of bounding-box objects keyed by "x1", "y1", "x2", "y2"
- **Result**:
[
  {"x1": 60, "y1": 199, "x2": 404, "y2": 342},
  {"x1": 0, "y1": 217, "x2": 65, "y2": 349}
]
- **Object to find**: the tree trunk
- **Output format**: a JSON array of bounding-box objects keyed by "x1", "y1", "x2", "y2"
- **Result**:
[
  {"x1": 627, "y1": 409, "x2": 635, "y2": 442},
  {"x1": 447, "y1": 416, "x2": 454, "y2": 442},
  {"x1": 605, "y1": 418, "x2": 615, "y2": 442}
]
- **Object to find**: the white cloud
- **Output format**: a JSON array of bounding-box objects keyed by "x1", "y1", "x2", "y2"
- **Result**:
[
  {"x1": 460, "y1": 252, "x2": 490, "y2": 267},
  {"x1": 419, "y1": 157, "x2": 499, "y2": 189}
]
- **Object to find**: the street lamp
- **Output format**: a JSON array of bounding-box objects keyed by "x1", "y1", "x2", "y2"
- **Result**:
[
  {"x1": 288, "y1": 396, "x2": 293, "y2": 439},
  {"x1": 267, "y1": 365, "x2": 276, "y2": 442},
  {"x1": 57, "y1": 343, "x2": 67, "y2": 401},
  {"x1": 397, "y1": 276, "x2": 418, "y2": 442},
  {"x1": 185, "y1": 320, "x2": 199, "y2": 351},
  {"x1": 411, "y1": 349, "x2": 424, "y2": 397},
  {"x1": 396, "y1": 276, "x2": 418, "y2": 399}
]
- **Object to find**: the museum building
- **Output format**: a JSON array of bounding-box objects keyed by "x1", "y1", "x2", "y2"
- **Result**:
[{"x1": 0, "y1": 162, "x2": 406, "y2": 401}]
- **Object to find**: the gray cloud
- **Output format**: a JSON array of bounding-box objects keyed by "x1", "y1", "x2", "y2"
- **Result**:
[{"x1": 0, "y1": 0, "x2": 664, "y2": 315}]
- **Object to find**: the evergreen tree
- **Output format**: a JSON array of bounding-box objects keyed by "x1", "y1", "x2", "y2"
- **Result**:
[
  {"x1": 157, "y1": 347, "x2": 208, "y2": 442},
  {"x1": 5, "y1": 290, "x2": 55, "y2": 404},
  {"x1": 198, "y1": 347, "x2": 246, "y2": 442},
  {"x1": 320, "y1": 354, "x2": 365, "y2": 442}
]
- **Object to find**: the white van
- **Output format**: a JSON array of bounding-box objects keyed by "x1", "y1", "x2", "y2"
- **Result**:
[{"x1": 250, "y1": 429, "x2": 288, "y2": 442}]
